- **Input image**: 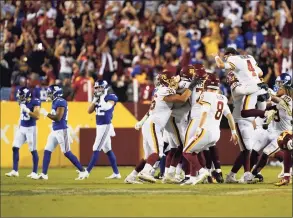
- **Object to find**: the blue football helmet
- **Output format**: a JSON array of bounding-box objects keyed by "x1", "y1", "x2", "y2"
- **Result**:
[
  {"x1": 47, "y1": 85, "x2": 63, "y2": 101},
  {"x1": 273, "y1": 73, "x2": 292, "y2": 92},
  {"x1": 94, "y1": 80, "x2": 108, "y2": 96},
  {"x1": 16, "y1": 87, "x2": 32, "y2": 104}
]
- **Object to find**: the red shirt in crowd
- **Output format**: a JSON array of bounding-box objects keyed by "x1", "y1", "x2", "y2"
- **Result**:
[{"x1": 72, "y1": 76, "x2": 94, "y2": 101}]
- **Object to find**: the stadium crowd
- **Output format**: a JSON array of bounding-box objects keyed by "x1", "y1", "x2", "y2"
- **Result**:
[{"x1": 0, "y1": 0, "x2": 292, "y2": 102}]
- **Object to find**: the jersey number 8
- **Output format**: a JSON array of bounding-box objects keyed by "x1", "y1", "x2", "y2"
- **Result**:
[{"x1": 215, "y1": 101, "x2": 224, "y2": 120}]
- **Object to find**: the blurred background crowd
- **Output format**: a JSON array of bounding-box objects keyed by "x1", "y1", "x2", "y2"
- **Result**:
[{"x1": 0, "y1": 0, "x2": 292, "y2": 103}]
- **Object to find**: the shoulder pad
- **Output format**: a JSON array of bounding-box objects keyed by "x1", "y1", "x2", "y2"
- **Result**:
[{"x1": 105, "y1": 94, "x2": 118, "y2": 102}]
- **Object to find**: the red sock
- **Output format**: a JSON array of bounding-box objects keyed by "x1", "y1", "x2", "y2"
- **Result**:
[
  {"x1": 209, "y1": 146, "x2": 221, "y2": 170},
  {"x1": 146, "y1": 153, "x2": 159, "y2": 166},
  {"x1": 274, "y1": 150, "x2": 284, "y2": 162},
  {"x1": 183, "y1": 153, "x2": 201, "y2": 176},
  {"x1": 283, "y1": 150, "x2": 292, "y2": 174},
  {"x1": 170, "y1": 147, "x2": 183, "y2": 167},
  {"x1": 198, "y1": 152, "x2": 206, "y2": 168},
  {"x1": 182, "y1": 156, "x2": 190, "y2": 175},
  {"x1": 203, "y1": 150, "x2": 212, "y2": 169},
  {"x1": 243, "y1": 149, "x2": 251, "y2": 172}
]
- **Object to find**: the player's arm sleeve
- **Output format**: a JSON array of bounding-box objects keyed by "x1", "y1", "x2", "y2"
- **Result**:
[
  {"x1": 199, "y1": 93, "x2": 212, "y2": 113},
  {"x1": 223, "y1": 103, "x2": 232, "y2": 117},
  {"x1": 100, "y1": 94, "x2": 118, "y2": 111}
]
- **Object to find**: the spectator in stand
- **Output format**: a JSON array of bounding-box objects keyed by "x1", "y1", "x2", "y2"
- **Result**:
[
  {"x1": 41, "y1": 63, "x2": 56, "y2": 86},
  {"x1": 72, "y1": 69, "x2": 94, "y2": 102},
  {"x1": 226, "y1": 28, "x2": 245, "y2": 51},
  {"x1": 54, "y1": 39, "x2": 76, "y2": 79},
  {"x1": 39, "y1": 16, "x2": 59, "y2": 55},
  {"x1": 111, "y1": 73, "x2": 131, "y2": 102},
  {"x1": 244, "y1": 21, "x2": 264, "y2": 49}
]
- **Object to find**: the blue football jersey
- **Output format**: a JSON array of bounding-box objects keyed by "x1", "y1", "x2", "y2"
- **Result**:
[
  {"x1": 20, "y1": 98, "x2": 41, "y2": 127},
  {"x1": 95, "y1": 94, "x2": 118, "y2": 125},
  {"x1": 51, "y1": 98, "x2": 68, "y2": 130}
]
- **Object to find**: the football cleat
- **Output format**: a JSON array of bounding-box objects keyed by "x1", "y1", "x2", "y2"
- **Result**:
[
  {"x1": 5, "y1": 170, "x2": 19, "y2": 177},
  {"x1": 225, "y1": 174, "x2": 238, "y2": 183},
  {"x1": 124, "y1": 175, "x2": 142, "y2": 184},
  {"x1": 138, "y1": 172, "x2": 156, "y2": 183},
  {"x1": 254, "y1": 173, "x2": 264, "y2": 182},
  {"x1": 27, "y1": 172, "x2": 39, "y2": 179},
  {"x1": 274, "y1": 178, "x2": 290, "y2": 186},
  {"x1": 243, "y1": 172, "x2": 257, "y2": 184},
  {"x1": 193, "y1": 169, "x2": 209, "y2": 185},
  {"x1": 34, "y1": 173, "x2": 48, "y2": 180},
  {"x1": 180, "y1": 179, "x2": 194, "y2": 186},
  {"x1": 207, "y1": 176, "x2": 217, "y2": 184},
  {"x1": 75, "y1": 170, "x2": 89, "y2": 180},
  {"x1": 162, "y1": 173, "x2": 175, "y2": 184},
  {"x1": 105, "y1": 173, "x2": 121, "y2": 179},
  {"x1": 212, "y1": 171, "x2": 224, "y2": 183}
]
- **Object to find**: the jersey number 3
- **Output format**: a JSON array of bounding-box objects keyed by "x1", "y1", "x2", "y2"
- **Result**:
[
  {"x1": 247, "y1": 60, "x2": 257, "y2": 77},
  {"x1": 215, "y1": 101, "x2": 224, "y2": 120}
]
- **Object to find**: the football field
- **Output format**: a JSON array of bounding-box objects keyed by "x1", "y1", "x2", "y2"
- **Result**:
[{"x1": 1, "y1": 166, "x2": 292, "y2": 217}]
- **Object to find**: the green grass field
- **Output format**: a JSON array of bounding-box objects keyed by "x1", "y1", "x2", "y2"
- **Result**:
[{"x1": 1, "y1": 166, "x2": 292, "y2": 217}]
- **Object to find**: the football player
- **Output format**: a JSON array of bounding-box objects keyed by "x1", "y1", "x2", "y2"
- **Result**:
[
  {"x1": 182, "y1": 73, "x2": 239, "y2": 185},
  {"x1": 250, "y1": 74, "x2": 292, "y2": 182},
  {"x1": 275, "y1": 131, "x2": 293, "y2": 186},
  {"x1": 76, "y1": 80, "x2": 120, "y2": 180},
  {"x1": 163, "y1": 65, "x2": 194, "y2": 184},
  {"x1": 5, "y1": 87, "x2": 40, "y2": 179},
  {"x1": 36, "y1": 85, "x2": 86, "y2": 180},
  {"x1": 125, "y1": 72, "x2": 199, "y2": 183},
  {"x1": 215, "y1": 47, "x2": 263, "y2": 86},
  {"x1": 224, "y1": 72, "x2": 276, "y2": 183}
]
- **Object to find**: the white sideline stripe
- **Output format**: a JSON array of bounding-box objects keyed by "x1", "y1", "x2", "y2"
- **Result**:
[{"x1": 225, "y1": 189, "x2": 286, "y2": 195}]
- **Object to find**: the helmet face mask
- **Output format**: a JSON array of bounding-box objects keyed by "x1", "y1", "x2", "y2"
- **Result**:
[
  {"x1": 17, "y1": 87, "x2": 31, "y2": 104},
  {"x1": 94, "y1": 80, "x2": 108, "y2": 97},
  {"x1": 46, "y1": 85, "x2": 63, "y2": 101},
  {"x1": 274, "y1": 73, "x2": 292, "y2": 96}
]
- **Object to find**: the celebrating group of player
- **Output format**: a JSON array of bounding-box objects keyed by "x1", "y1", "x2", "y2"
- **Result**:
[
  {"x1": 5, "y1": 47, "x2": 292, "y2": 186},
  {"x1": 124, "y1": 47, "x2": 293, "y2": 186}
]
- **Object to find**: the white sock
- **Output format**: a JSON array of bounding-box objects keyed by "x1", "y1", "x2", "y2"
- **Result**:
[
  {"x1": 215, "y1": 169, "x2": 222, "y2": 173},
  {"x1": 176, "y1": 163, "x2": 182, "y2": 175},
  {"x1": 142, "y1": 163, "x2": 153, "y2": 174},
  {"x1": 229, "y1": 172, "x2": 236, "y2": 177},
  {"x1": 199, "y1": 168, "x2": 205, "y2": 174},
  {"x1": 169, "y1": 166, "x2": 176, "y2": 174},
  {"x1": 153, "y1": 161, "x2": 160, "y2": 169},
  {"x1": 130, "y1": 170, "x2": 138, "y2": 177},
  {"x1": 165, "y1": 167, "x2": 169, "y2": 174}
]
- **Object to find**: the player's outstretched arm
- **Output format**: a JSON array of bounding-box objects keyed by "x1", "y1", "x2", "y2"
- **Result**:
[
  {"x1": 214, "y1": 56, "x2": 225, "y2": 69},
  {"x1": 225, "y1": 113, "x2": 238, "y2": 145},
  {"x1": 163, "y1": 89, "x2": 192, "y2": 103}
]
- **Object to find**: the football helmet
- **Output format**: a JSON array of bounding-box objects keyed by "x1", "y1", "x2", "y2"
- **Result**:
[
  {"x1": 273, "y1": 73, "x2": 292, "y2": 92},
  {"x1": 277, "y1": 131, "x2": 293, "y2": 151},
  {"x1": 205, "y1": 73, "x2": 220, "y2": 90},
  {"x1": 16, "y1": 87, "x2": 32, "y2": 104},
  {"x1": 193, "y1": 63, "x2": 208, "y2": 89},
  {"x1": 94, "y1": 80, "x2": 108, "y2": 96},
  {"x1": 180, "y1": 65, "x2": 195, "y2": 81},
  {"x1": 157, "y1": 71, "x2": 179, "y2": 90},
  {"x1": 47, "y1": 85, "x2": 63, "y2": 101},
  {"x1": 226, "y1": 71, "x2": 238, "y2": 87}
]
